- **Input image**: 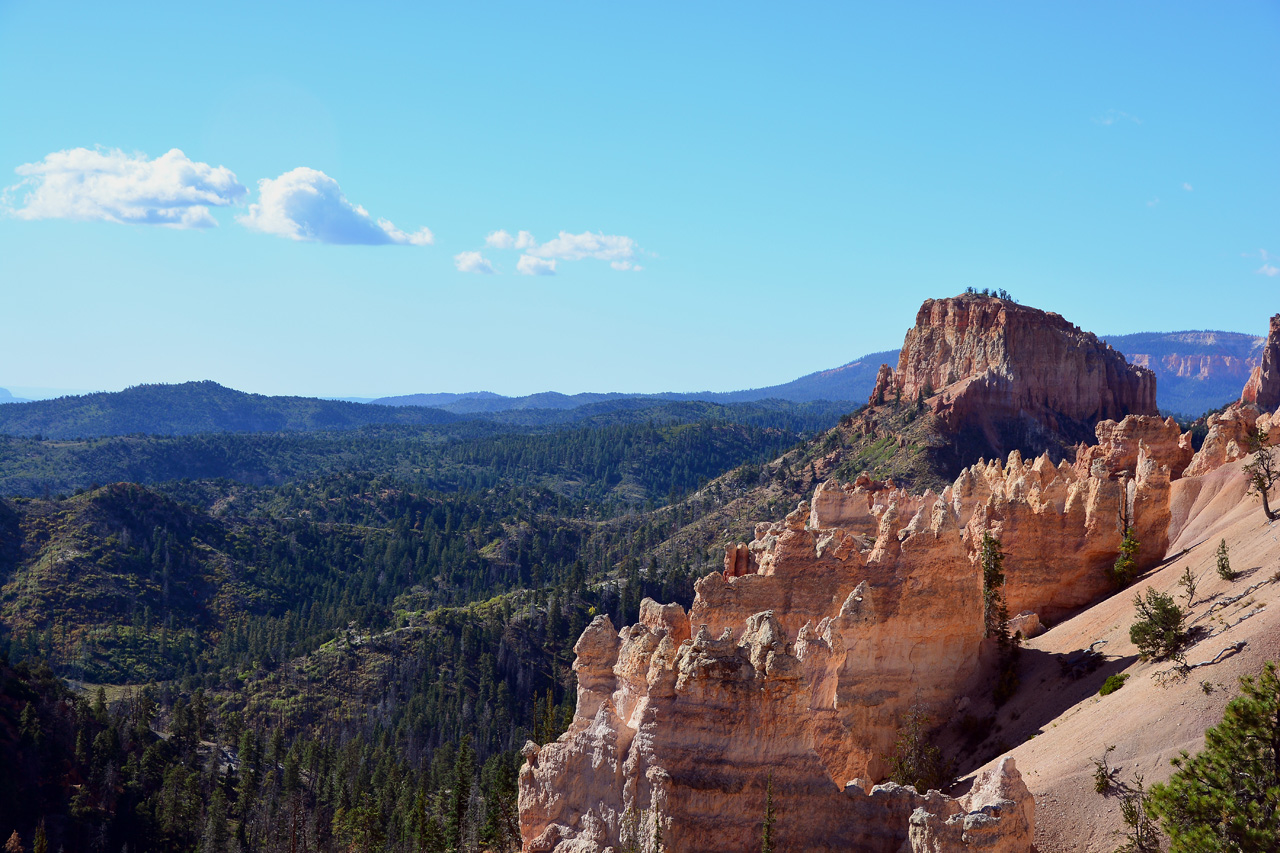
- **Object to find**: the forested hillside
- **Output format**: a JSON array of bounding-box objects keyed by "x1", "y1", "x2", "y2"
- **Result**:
[
  {"x1": 0, "y1": 392, "x2": 840, "y2": 852},
  {"x1": 0, "y1": 381, "x2": 459, "y2": 439}
]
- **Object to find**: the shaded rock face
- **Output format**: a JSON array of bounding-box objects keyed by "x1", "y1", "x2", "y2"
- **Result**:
[
  {"x1": 1242, "y1": 314, "x2": 1280, "y2": 413},
  {"x1": 518, "y1": 415, "x2": 1185, "y2": 853},
  {"x1": 872, "y1": 296, "x2": 1157, "y2": 466}
]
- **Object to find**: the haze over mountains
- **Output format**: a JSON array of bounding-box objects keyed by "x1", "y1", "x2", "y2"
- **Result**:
[
  {"x1": 373, "y1": 330, "x2": 1263, "y2": 419},
  {"x1": 0, "y1": 330, "x2": 1264, "y2": 442}
]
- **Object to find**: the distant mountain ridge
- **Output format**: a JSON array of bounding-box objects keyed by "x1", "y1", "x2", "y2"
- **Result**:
[
  {"x1": 0, "y1": 330, "x2": 1262, "y2": 440},
  {"x1": 0, "y1": 380, "x2": 460, "y2": 439},
  {"x1": 1101, "y1": 330, "x2": 1264, "y2": 416},
  {"x1": 375, "y1": 331, "x2": 1263, "y2": 420},
  {"x1": 372, "y1": 349, "x2": 899, "y2": 412}
]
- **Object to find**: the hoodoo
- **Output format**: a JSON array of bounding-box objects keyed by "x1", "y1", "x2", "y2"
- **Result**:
[{"x1": 519, "y1": 296, "x2": 1186, "y2": 853}]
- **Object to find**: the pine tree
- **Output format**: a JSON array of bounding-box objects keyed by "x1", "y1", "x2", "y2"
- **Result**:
[
  {"x1": 446, "y1": 735, "x2": 475, "y2": 853},
  {"x1": 1149, "y1": 662, "x2": 1280, "y2": 850},
  {"x1": 1215, "y1": 538, "x2": 1236, "y2": 581},
  {"x1": 980, "y1": 533, "x2": 1008, "y2": 639},
  {"x1": 1112, "y1": 526, "x2": 1141, "y2": 587}
]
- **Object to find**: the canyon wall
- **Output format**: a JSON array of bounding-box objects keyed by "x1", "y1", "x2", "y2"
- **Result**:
[{"x1": 520, "y1": 413, "x2": 1188, "y2": 853}]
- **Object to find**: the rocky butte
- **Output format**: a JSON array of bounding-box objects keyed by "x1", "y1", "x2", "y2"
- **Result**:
[
  {"x1": 518, "y1": 300, "x2": 1278, "y2": 852},
  {"x1": 869, "y1": 295, "x2": 1157, "y2": 477}
]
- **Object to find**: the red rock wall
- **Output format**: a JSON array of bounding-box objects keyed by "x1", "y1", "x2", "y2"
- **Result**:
[
  {"x1": 519, "y1": 414, "x2": 1185, "y2": 853},
  {"x1": 873, "y1": 296, "x2": 1156, "y2": 451}
]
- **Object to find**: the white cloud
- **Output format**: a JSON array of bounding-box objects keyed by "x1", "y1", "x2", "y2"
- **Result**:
[
  {"x1": 486, "y1": 229, "x2": 515, "y2": 249},
  {"x1": 1146, "y1": 197, "x2": 1160, "y2": 207},
  {"x1": 1258, "y1": 264, "x2": 1279, "y2": 277},
  {"x1": 484, "y1": 228, "x2": 642, "y2": 273},
  {"x1": 530, "y1": 231, "x2": 636, "y2": 262},
  {"x1": 1092, "y1": 109, "x2": 1142, "y2": 126},
  {"x1": 4, "y1": 147, "x2": 246, "y2": 228},
  {"x1": 486, "y1": 229, "x2": 536, "y2": 250},
  {"x1": 517, "y1": 255, "x2": 556, "y2": 276},
  {"x1": 454, "y1": 251, "x2": 495, "y2": 274},
  {"x1": 238, "y1": 167, "x2": 433, "y2": 245},
  {"x1": 1182, "y1": 182, "x2": 1193, "y2": 191}
]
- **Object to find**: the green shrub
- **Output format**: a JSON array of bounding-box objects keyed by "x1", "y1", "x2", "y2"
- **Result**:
[{"x1": 1099, "y1": 673, "x2": 1130, "y2": 696}]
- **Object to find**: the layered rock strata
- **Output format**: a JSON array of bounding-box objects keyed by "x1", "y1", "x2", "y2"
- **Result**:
[
  {"x1": 520, "y1": 414, "x2": 1186, "y2": 852},
  {"x1": 869, "y1": 295, "x2": 1157, "y2": 467},
  {"x1": 1185, "y1": 313, "x2": 1280, "y2": 478}
]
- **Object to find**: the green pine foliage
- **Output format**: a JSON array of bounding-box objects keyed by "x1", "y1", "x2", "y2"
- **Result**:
[
  {"x1": 1149, "y1": 662, "x2": 1280, "y2": 851},
  {"x1": 1215, "y1": 539, "x2": 1235, "y2": 581},
  {"x1": 1128, "y1": 588, "x2": 1189, "y2": 663},
  {"x1": 1112, "y1": 526, "x2": 1141, "y2": 588}
]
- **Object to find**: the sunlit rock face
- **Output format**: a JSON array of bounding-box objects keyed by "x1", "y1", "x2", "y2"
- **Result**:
[
  {"x1": 517, "y1": 414, "x2": 1196, "y2": 852},
  {"x1": 869, "y1": 294, "x2": 1157, "y2": 464}
]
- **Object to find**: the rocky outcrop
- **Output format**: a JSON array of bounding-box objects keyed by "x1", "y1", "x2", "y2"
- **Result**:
[
  {"x1": 519, "y1": 414, "x2": 1189, "y2": 852},
  {"x1": 870, "y1": 295, "x2": 1157, "y2": 468},
  {"x1": 1183, "y1": 315, "x2": 1280, "y2": 478},
  {"x1": 908, "y1": 758, "x2": 1035, "y2": 853},
  {"x1": 1242, "y1": 314, "x2": 1280, "y2": 413}
]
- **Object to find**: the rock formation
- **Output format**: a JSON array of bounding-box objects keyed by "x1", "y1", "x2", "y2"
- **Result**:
[
  {"x1": 1241, "y1": 314, "x2": 1280, "y2": 413},
  {"x1": 1184, "y1": 313, "x2": 1280, "y2": 477},
  {"x1": 1103, "y1": 329, "x2": 1265, "y2": 417},
  {"x1": 868, "y1": 295, "x2": 1157, "y2": 470},
  {"x1": 519, "y1": 413, "x2": 1189, "y2": 852}
]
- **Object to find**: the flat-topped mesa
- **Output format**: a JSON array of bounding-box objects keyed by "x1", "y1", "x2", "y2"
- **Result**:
[
  {"x1": 517, "y1": 415, "x2": 1191, "y2": 853},
  {"x1": 870, "y1": 295, "x2": 1157, "y2": 462}
]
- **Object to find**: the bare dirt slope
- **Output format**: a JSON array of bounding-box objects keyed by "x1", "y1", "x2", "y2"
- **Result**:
[{"x1": 960, "y1": 458, "x2": 1280, "y2": 852}]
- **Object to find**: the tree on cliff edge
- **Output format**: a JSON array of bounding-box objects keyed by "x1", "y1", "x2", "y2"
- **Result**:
[{"x1": 1243, "y1": 429, "x2": 1279, "y2": 521}]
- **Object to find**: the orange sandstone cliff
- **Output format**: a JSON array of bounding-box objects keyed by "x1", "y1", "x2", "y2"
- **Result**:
[
  {"x1": 869, "y1": 295, "x2": 1157, "y2": 472},
  {"x1": 518, "y1": 411, "x2": 1189, "y2": 853},
  {"x1": 517, "y1": 300, "x2": 1273, "y2": 853}
]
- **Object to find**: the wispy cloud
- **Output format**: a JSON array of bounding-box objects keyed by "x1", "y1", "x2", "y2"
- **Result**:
[
  {"x1": 1146, "y1": 197, "x2": 1160, "y2": 207},
  {"x1": 485, "y1": 229, "x2": 535, "y2": 250},
  {"x1": 4, "y1": 147, "x2": 246, "y2": 228},
  {"x1": 1182, "y1": 182, "x2": 1193, "y2": 192},
  {"x1": 454, "y1": 251, "x2": 495, "y2": 274},
  {"x1": 1242, "y1": 249, "x2": 1278, "y2": 276},
  {"x1": 516, "y1": 255, "x2": 556, "y2": 276},
  {"x1": 482, "y1": 229, "x2": 643, "y2": 274},
  {"x1": 529, "y1": 231, "x2": 636, "y2": 263},
  {"x1": 1092, "y1": 109, "x2": 1142, "y2": 126},
  {"x1": 238, "y1": 167, "x2": 432, "y2": 246}
]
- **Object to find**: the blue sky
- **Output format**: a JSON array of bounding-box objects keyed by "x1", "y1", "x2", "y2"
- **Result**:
[{"x1": 1, "y1": 1, "x2": 1277, "y2": 399}]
